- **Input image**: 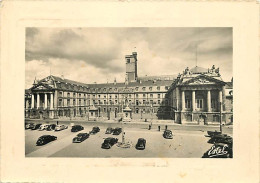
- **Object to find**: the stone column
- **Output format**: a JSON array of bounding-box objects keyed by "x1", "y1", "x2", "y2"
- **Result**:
[
  {"x1": 207, "y1": 90, "x2": 211, "y2": 112},
  {"x1": 192, "y1": 90, "x2": 196, "y2": 112},
  {"x1": 176, "y1": 88, "x2": 179, "y2": 111},
  {"x1": 181, "y1": 90, "x2": 185, "y2": 111},
  {"x1": 50, "y1": 93, "x2": 54, "y2": 109},
  {"x1": 44, "y1": 93, "x2": 48, "y2": 109},
  {"x1": 219, "y1": 90, "x2": 223, "y2": 111},
  {"x1": 31, "y1": 94, "x2": 35, "y2": 109},
  {"x1": 37, "y1": 93, "x2": 40, "y2": 108}
]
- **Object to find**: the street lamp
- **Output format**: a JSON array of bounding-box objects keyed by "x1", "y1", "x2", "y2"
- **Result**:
[{"x1": 219, "y1": 101, "x2": 222, "y2": 133}]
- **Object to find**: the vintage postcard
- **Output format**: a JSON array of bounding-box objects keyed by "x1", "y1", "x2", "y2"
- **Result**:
[{"x1": 1, "y1": 1, "x2": 259, "y2": 182}]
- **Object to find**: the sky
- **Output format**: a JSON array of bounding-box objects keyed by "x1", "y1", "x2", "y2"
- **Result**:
[{"x1": 25, "y1": 27, "x2": 233, "y2": 89}]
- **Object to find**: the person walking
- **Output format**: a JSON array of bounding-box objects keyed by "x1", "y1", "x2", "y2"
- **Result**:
[
  {"x1": 165, "y1": 125, "x2": 168, "y2": 130},
  {"x1": 158, "y1": 125, "x2": 160, "y2": 131}
]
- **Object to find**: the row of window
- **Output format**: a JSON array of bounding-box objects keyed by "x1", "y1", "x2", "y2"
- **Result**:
[
  {"x1": 59, "y1": 92, "x2": 163, "y2": 99},
  {"x1": 59, "y1": 85, "x2": 170, "y2": 93},
  {"x1": 184, "y1": 99, "x2": 218, "y2": 109},
  {"x1": 58, "y1": 98, "x2": 169, "y2": 107}
]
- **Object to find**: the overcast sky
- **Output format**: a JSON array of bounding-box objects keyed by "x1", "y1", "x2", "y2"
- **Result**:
[{"x1": 25, "y1": 27, "x2": 232, "y2": 89}]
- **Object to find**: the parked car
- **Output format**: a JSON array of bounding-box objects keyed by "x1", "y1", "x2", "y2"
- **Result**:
[
  {"x1": 46, "y1": 124, "x2": 56, "y2": 131},
  {"x1": 101, "y1": 137, "x2": 118, "y2": 149},
  {"x1": 36, "y1": 135, "x2": 57, "y2": 146},
  {"x1": 135, "y1": 138, "x2": 146, "y2": 150},
  {"x1": 112, "y1": 127, "x2": 122, "y2": 135},
  {"x1": 38, "y1": 124, "x2": 49, "y2": 131},
  {"x1": 202, "y1": 143, "x2": 233, "y2": 158},
  {"x1": 208, "y1": 134, "x2": 233, "y2": 145},
  {"x1": 55, "y1": 124, "x2": 68, "y2": 131},
  {"x1": 207, "y1": 130, "x2": 222, "y2": 137},
  {"x1": 105, "y1": 127, "x2": 114, "y2": 134},
  {"x1": 90, "y1": 127, "x2": 100, "y2": 134},
  {"x1": 163, "y1": 130, "x2": 173, "y2": 139},
  {"x1": 31, "y1": 123, "x2": 42, "y2": 130},
  {"x1": 71, "y1": 125, "x2": 84, "y2": 132},
  {"x1": 73, "y1": 133, "x2": 90, "y2": 143},
  {"x1": 25, "y1": 123, "x2": 34, "y2": 129}
]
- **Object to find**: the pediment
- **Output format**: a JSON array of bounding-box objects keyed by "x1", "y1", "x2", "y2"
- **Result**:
[
  {"x1": 31, "y1": 83, "x2": 53, "y2": 91},
  {"x1": 181, "y1": 75, "x2": 225, "y2": 86}
]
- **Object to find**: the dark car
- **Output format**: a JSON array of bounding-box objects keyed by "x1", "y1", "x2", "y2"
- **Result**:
[
  {"x1": 101, "y1": 137, "x2": 118, "y2": 149},
  {"x1": 136, "y1": 138, "x2": 146, "y2": 150},
  {"x1": 25, "y1": 123, "x2": 34, "y2": 129},
  {"x1": 105, "y1": 127, "x2": 114, "y2": 134},
  {"x1": 163, "y1": 130, "x2": 173, "y2": 139},
  {"x1": 71, "y1": 125, "x2": 84, "y2": 132},
  {"x1": 73, "y1": 133, "x2": 90, "y2": 143},
  {"x1": 47, "y1": 124, "x2": 56, "y2": 131},
  {"x1": 202, "y1": 143, "x2": 233, "y2": 158},
  {"x1": 112, "y1": 127, "x2": 122, "y2": 135},
  {"x1": 208, "y1": 134, "x2": 233, "y2": 145},
  {"x1": 90, "y1": 127, "x2": 100, "y2": 134},
  {"x1": 36, "y1": 135, "x2": 57, "y2": 146},
  {"x1": 207, "y1": 130, "x2": 222, "y2": 137},
  {"x1": 31, "y1": 123, "x2": 42, "y2": 130}
]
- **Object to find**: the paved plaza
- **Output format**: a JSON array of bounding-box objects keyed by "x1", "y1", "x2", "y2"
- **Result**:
[{"x1": 25, "y1": 120, "x2": 233, "y2": 158}]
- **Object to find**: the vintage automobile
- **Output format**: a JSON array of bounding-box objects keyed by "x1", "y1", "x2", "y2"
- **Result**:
[
  {"x1": 38, "y1": 124, "x2": 49, "y2": 131},
  {"x1": 207, "y1": 130, "x2": 222, "y2": 137},
  {"x1": 101, "y1": 137, "x2": 118, "y2": 149},
  {"x1": 46, "y1": 124, "x2": 56, "y2": 131},
  {"x1": 163, "y1": 130, "x2": 173, "y2": 139},
  {"x1": 105, "y1": 127, "x2": 114, "y2": 134},
  {"x1": 135, "y1": 138, "x2": 146, "y2": 150},
  {"x1": 112, "y1": 127, "x2": 122, "y2": 135},
  {"x1": 25, "y1": 123, "x2": 34, "y2": 129},
  {"x1": 36, "y1": 135, "x2": 57, "y2": 146},
  {"x1": 31, "y1": 123, "x2": 42, "y2": 130},
  {"x1": 55, "y1": 124, "x2": 68, "y2": 131},
  {"x1": 71, "y1": 125, "x2": 84, "y2": 132},
  {"x1": 89, "y1": 127, "x2": 100, "y2": 134},
  {"x1": 208, "y1": 134, "x2": 233, "y2": 145},
  {"x1": 202, "y1": 143, "x2": 233, "y2": 158},
  {"x1": 72, "y1": 133, "x2": 90, "y2": 143}
]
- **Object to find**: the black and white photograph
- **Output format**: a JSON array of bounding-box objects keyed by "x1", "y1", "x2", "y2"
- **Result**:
[
  {"x1": 1, "y1": 1, "x2": 259, "y2": 183},
  {"x1": 24, "y1": 27, "x2": 233, "y2": 158}
]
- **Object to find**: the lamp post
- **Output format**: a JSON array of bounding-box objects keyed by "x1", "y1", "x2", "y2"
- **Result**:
[{"x1": 219, "y1": 102, "x2": 222, "y2": 133}]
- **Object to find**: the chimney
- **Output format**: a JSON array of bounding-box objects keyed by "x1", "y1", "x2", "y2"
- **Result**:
[{"x1": 114, "y1": 78, "x2": 117, "y2": 85}]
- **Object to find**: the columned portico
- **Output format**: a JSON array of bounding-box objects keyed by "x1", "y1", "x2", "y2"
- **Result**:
[
  {"x1": 181, "y1": 90, "x2": 185, "y2": 111},
  {"x1": 31, "y1": 94, "x2": 35, "y2": 109},
  {"x1": 44, "y1": 93, "x2": 48, "y2": 109},
  {"x1": 192, "y1": 90, "x2": 196, "y2": 112},
  {"x1": 207, "y1": 90, "x2": 211, "y2": 112},
  {"x1": 50, "y1": 93, "x2": 54, "y2": 109},
  {"x1": 36, "y1": 93, "x2": 40, "y2": 108}
]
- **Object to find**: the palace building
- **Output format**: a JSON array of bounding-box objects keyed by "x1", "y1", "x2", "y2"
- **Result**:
[{"x1": 25, "y1": 52, "x2": 233, "y2": 124}]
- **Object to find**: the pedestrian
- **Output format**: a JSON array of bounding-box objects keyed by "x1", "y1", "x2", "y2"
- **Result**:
[
  {"x1": 158, "y1": 125, "x2": 160, "y2": 131},
  {"x1": 56, "y1": 121, "x2": 59, "y2": 125},
  {"x1": 148, "y1": 125, "x2": 151, "y2": 130},
  {"x1": 165, "y1": 125, "x2": 168, "y2": 130}
]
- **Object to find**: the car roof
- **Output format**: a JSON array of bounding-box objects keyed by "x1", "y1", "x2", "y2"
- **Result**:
[
  {"x1": 78, "y1": 133, "x2": 87, "y2": 135},
  {"x1": 138, "y1": 138, "x2": 145, "y2": 140},
  {"x1": 105, "y1": 137, "x2": 113, "y2": 140},
  {"x1": 40, "y1": 135, "x2": 51, "y2": 137}
]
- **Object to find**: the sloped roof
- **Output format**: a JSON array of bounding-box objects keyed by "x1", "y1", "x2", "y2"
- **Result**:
[{"x1": 50, "y1": 75, "x2": 90, "y2": 87}]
